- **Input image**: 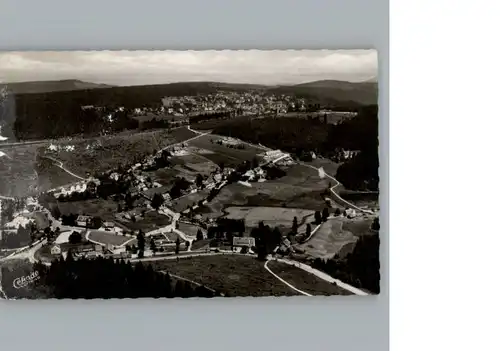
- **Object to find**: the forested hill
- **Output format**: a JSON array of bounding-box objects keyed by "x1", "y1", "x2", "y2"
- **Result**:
[
  {"x1": 267, "y1": 80, "x2": 378, "y2": 106},
  {"x1": 3, "y1": 79, "x2": 113, "y2": 94},
  {"x1": 9, "y1": 79, "x2": 376, "y2": 140},
  {"x1": 212, "y1": 105, "x2": 379, "y2": 191}
]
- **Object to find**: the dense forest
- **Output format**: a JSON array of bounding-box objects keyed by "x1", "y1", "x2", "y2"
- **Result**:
[
  {"x1": 311, "y1": 233, "x2": 380, "y2": 294},
  {"x1": 2, "y1": 256, "x2": 219, "y2": 299},
  {"x1": 8, "y1": 80, "x2": 376, "y2": 140},
  {"x1": 213, "y1": 105, "x2": 379, "y2": 191}
]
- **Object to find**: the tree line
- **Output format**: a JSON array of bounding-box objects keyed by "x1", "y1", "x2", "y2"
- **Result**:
[
  {"x1": 212, "y1": 105, "x2": 379, "y2": 191},
  {"x1": 27, "y1": 255, "x2": 219, "y2": 299},
  {"x1": 311, "y1": 233, "x2": 380, "y2": 294}
]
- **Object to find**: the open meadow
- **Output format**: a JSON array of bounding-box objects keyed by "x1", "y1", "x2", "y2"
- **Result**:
[
  {"x1": 0, "y1": 144, "x2": 39, "y2": 197},
  {"x1": 188, "y1": 134, "x2": 264, "y2": 167},
  {"x1": 294, "y1": 218, "x2": 369, "y2": 259},
  {"x1": 37, "y1": 128, "x2": 196, "y2": 178},
  {"x1": 171, "y1": 189, "x2": 210, "y2": 213},
  {"x1": 116, "y1": 210, "x2": 171, "y2": 233},
  {"x1": 193, "y1": 164, "x2": 333, "y2": 220},
  {"x1": 35, "y1": 156, "x2": 80, "y2": 192},
  {"x1": 223, "y1": 206, "x2": 314, "y2": 232},
  {"x1": 266, "y1": 261, "x2": 352, "y2": 295},
  {"x1": 177, "y1": 221, "x2": 205, "y2": 238},
  {"x1": 87, "y1": 230, "x2": 133, "y2": 246},
  {"x1": 149, "y1": 254, "x2": 301, "y2": 297},
  {"x1": 54, "y1": 198, "x2": 118, "y2": 222}
]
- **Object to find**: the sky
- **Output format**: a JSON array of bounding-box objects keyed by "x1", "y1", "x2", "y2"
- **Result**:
[{"x1": 0, "y1": 50, "x2": 377, "y2": 86}]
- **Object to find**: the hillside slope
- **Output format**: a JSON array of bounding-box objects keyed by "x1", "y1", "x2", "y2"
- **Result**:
[
  {"x1": 3, "y1": 79, "x2": 113, "y2": 94},
  {"x1": 267, "y1": 79, "x2": 378, "y2": 106}
]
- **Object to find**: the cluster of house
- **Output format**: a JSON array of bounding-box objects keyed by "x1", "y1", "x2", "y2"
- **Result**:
[
  {"x1": 333, "y1": 148, "x2": 361, "y2": 162},
  {"x1": 50, "y1": 241, "x2": 131, "y2": 260},
  {"x1": 261, "y1": 149, "x2": 294, "y2": 165},
  {"x1": 242, "y1": 167, "x2": 266, "y2": 182},
  {"x1": 74, "y1": 215, "x2": 118, "y2": 231},
  {"x1": 274, "y1": 238, "x2": 294, "y2": 255},
  {"x1": 52, "y1": 178, "x2": 99, "y2": 198},
  {"x1": 158, "y1": 91, "x2": 307, "y2": 117}
]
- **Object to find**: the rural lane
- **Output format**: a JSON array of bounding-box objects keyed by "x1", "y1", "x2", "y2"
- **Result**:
[
  {"x1": 264, "y1": 260, "x2": 312, "y2": 296},
  {"x1": 188, "y1": 125, "x2": 375, "y2": 215},
  {"x1": 42, "y1": 155, "x2": 85, "y2": 181},
  {"x1": 299, "y1": 162, "x2": 374, "y2": 214},
  {"x1": 273, "y1": 257, "x2": 369, "y2": 296},
  {"x1": 129, "y1": 250, "x2": 368, "y2": 296}
]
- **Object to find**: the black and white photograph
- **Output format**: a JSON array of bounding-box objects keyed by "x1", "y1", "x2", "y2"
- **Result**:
[{"x1": 0, "y1": 50, "x2": 379, "y2": 299}]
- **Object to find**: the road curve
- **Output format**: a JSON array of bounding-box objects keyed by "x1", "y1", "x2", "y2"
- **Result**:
[
  {"x1": 264, "y1": 260, "x2": 312, "y2": 296},
  {"x1": 42, "y1": 155, "x2": 85, "y2": 181}
]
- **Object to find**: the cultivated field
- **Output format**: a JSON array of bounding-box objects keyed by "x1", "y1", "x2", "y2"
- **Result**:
[
  {"x1": 149, "y1": 254, "x2": 301, "y2": 297},
  {"x1": 223, "y1": 206, "x2": 314, "y2": 231},
  {"x1": 87, "y1": 230, "x2": 132, "y2": 246},
  {"x1": 0, "y1": 144, "x2": 39, "y2": 197},
  {"x1": 266, "y1": 261, "x2": 352, "y2": 295},
  {"x1": 295, "y1": 218, "x2": 358, "y2": 259}
]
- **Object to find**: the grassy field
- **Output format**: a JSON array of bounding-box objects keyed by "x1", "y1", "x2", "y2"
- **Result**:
[
  {"x1": 169, "y1": 126, "x2": 198, "y2": 141},
  {"x1": 39, "y1": 128, "x2": 193, "y2": 177},
  {"x1": 35, "y1": 156, "x2": 80, "y2": 192},
  {"x1": 305, "y1": 158, "x2": 341, "y2": 177},
  {"x1": 194, "y1": 164, "x2": 333, "y2": 220},
  {"x1": 171, "y1": 189, "x2": 210, "y2": 213},
  {"x1": 0, "y1": 144, "x2": 39, "y2": 197},
  {"x1": 266, "y1": 261, "x2": 352, "y2": 295},
  {"x1": 118, "y1": 211, "x2": 172, "y2": 233},
  {"x1": 87, "y1": 230, "x2": 132, "y2": 246},
  {"x1": 149, "y1": 254, "x2": 301, "y2": 297},
  {"x1": 145, "y1": 153, "x2": 216, "y2": 188},
  {"x1": 55, "y1": 198, "x2": 119, "y2": 222},
  {"x1": 223, "y1": 206, "x2": 314, "y2": 232},
  {"x1": 188, "y1": 134, "x2": 264, "y2": 167},
  {"x1": 342, "y1": 217, "x2": 377, "y2": 237},
  {"x1": 295, "y1": 218, "x2": 358, "y2": 259},
  {"x1": 177, "y1": 222, "x2": 205, "y2": 238}
]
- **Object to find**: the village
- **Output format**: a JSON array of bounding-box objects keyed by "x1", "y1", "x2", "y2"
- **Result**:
[{"x1": 0, "y1": 133, "x2": 311, "y2": 266}]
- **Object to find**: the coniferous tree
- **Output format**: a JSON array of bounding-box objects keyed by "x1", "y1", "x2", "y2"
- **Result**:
[
  {"x1": 292, "y1": 216, "x2": 298, "y2": 234},
  {"x1": 314, "y1": 211, "x2": 322, "y2": 224},
  {"x1": 196, "y1": 229, "x2": 204, "y2": 241},
  {"x1": 322, "y1": 207, "x2": 329, "y2": 222},
  {"x1": 305, "y1": 223, "x2": 312, "y2": 238},
  {"x1": 175, "y1": 237, "x2": 180, "y2": 254},
  {"x1": 150, "y1": 238, "x2": 157, "y2": 255}
]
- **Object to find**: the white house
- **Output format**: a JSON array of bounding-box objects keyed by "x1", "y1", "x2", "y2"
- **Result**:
[
  {"x1": 76, "y1": 215, "x2": 92, "y2": 227},
  {"x1": 345, "y1": 208, "x2": 357, "y2": 218},
  {"x1": 51, "y1": 245, "x2": 62, "y2": 256}
]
